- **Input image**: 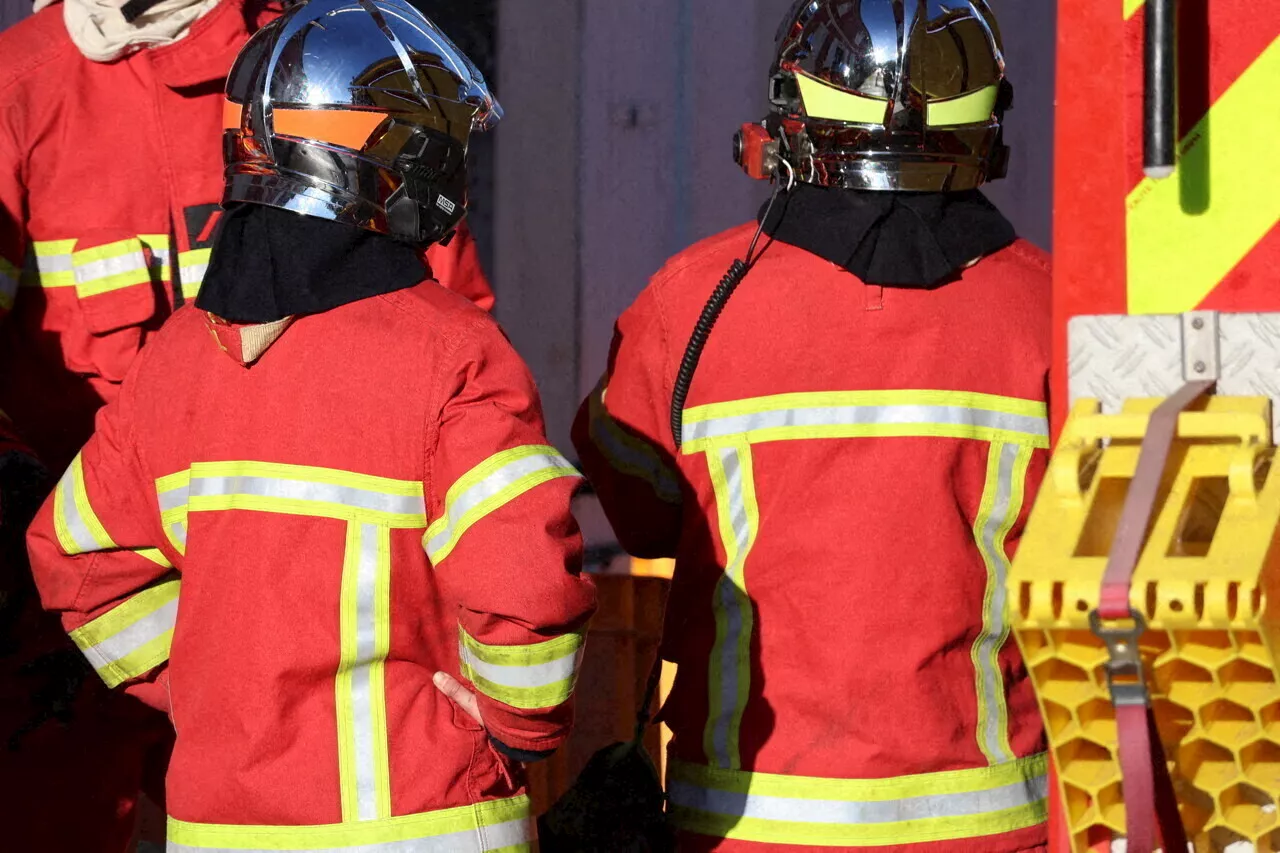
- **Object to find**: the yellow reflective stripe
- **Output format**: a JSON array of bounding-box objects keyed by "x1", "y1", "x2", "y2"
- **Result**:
[
  {"x1": 167, "y1": 795, "x2": 533, "y2": 851},
  {"x1": 424, "y1": 446, "x2": 580, "y2": 565},
  {"x1": 667, "y1": 755, "x2": 1049, "y2": 847},
  {"x1": 458, "y1": 626, "x2": 585, "y2": 710},
  {"x1": 22, "y1": 240, "x2": 77, "y2": 288},
  {"x1": 682, "y1": 390, "x2": 1049, "y2": 452},
  {"x1": 156, "y1": 469, "x2": 193, "y2": 494},
  {"x1": 136, "y1": 548, "x2": 173, "y2": 568},
  {"x1": 179, "y1": 247, "x2": 211, "y2": 299},
  {"x1": 157, "y1": 470, "x2": 191, "y2": 555},
  {"x1": 460, "y1": 627, "x2": 585, "y2": 667},
  {"x1": 970, "y1": 443, "x2": 1032, "y2": 766},
  {"x1": 191, "y1": 461, "x2": 422, "y2": 497},
  {"x1": 703, "y1": 440, "x2": 759, "y2": 771},
  {"x1": 138, "y1": 233, "x2": 172, "y2": 285},
  {"x1": 53, "y1": 453, "x2": 117, "y2": 555},
  {"x1": 1126, "y1": 35, "x2": 1280, "y2": 314},
  {"x1": 1125, "y1": 0, "x2": 1144, "y2": 19},
  {"x1": 337, "y1": 524, "x2": 393, "y2": 822},
  {"x1": 795, "y1": 71, "x2": 887, "y2": 124},
  {"x1": 72, "y1": 238, "x2": 150, "y2": 298},
  {"x1": 686, "y1": 390, "x2": 1047, "y2": 424},
  {"x1": 185, "y1": 461, "x2": 426, "y2": 528},
  {"x1": 587, "y1": 380, "x2": 681, "y2": 504},
  {"x1": 68, "y1": 579, "x2": 179, "y2": 688},
  {"x1": 926, "y1": 84, "x2": 999, "y2": 127}
]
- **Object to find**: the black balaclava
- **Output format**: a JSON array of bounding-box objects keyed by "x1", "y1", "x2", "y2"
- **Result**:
[
  {"x1": 759, "y1": 184, "x2": 1017, "y2": 289},
  {"x1": 195, "y1": 204, "x2": 429, "y2": 324}
]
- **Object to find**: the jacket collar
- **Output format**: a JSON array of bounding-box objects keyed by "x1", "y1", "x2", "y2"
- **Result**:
[{"x1": 146, "y1": 0, "x2": 281, "y2": 88}]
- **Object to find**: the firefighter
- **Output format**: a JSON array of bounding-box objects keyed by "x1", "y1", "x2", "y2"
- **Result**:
[
  {"x1": 573, "y1": 1, "x2": 1052, "y2": 850},
  {"x1": 0, "y1": 0, "x2": 494, "y2": 477},
  {"x1": 26, "y1": 0, "x2": 595, "y2": 846},
  {"x1": 0, "y1": 0, "x2": 495, "y2": 846}
]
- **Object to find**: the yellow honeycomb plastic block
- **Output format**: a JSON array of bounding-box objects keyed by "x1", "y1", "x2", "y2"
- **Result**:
[{"x1": 1009, "y1": 396, "x2": 1280, "y2": 852}]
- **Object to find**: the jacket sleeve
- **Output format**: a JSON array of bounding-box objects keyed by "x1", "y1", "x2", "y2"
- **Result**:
[
  {"x1": 26, "y1": 372, "x2": 178, "y2": 713},
  {"x1": 424, "y1": 220, "x2": 495, "y2": 314},
  {"x1": 571, "y1": 286, "x2": 683, "y2": 559},
  {"x1": 426, "y1": 317, "x2": 596, "y2": 754}
]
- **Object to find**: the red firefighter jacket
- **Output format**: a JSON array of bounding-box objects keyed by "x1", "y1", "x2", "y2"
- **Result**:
[
  {"x1": 0, "y1": 0, "x2": 494, "y2": 475},
  {"x1": 28, "y1": 281, "x2": 596, "y2": 849},
  {"x1": 573, "y1": 227, "x2": 1053, "y2": 852}
]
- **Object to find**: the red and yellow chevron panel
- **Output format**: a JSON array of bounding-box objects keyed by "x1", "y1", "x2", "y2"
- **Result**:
[
  {"x1": 1054, "y1": 0, "x2": 1280, "y2": 430},
  {"x1": 1050, "y1": 5, "x2": 1280, "y2": 850}
]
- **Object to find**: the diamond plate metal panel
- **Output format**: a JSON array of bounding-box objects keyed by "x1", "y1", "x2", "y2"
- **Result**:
[
  {"x1": 1218, "y1": 315, "x2": 1280, "y2": 435},
  {"x1": 1068, "y1": 314, "x2": 1182, "y2": 417},
  {"x1": 1069, "y1": 313, "x2": 1280, "y2": 436}
]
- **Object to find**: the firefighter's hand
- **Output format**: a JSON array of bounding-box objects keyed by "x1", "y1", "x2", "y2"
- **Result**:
[{"x1": 433, "y1": 671, "x2": 484, "y2": 726}]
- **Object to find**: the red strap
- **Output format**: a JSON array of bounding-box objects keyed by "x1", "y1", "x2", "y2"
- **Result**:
[
  {"x1": 1097, "y1": 380, "x2": 1214, "y2": 619},
  {"x1": 1116, "y1": 705, "x2": 1187, "y2": 853},
  {"x1": 1095, "y1": 380, "x2": 1212, "y2": 852}
]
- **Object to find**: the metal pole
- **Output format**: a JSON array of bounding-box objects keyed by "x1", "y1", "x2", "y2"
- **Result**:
[{"x1": 1144, "y1": 0, "x2": 1177, "y2": 179}]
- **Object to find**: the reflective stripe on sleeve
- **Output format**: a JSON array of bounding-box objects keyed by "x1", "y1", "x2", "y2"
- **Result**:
[
  {"x1": 179, "y1": 247, "x2": 211, "y2": 299},
  {"x1": 68, "y1": 578, "x2": 180, "y2": 688},
  {"x1": 21, "y1": 240, "x2": 76, "y2": 288},
  {"x1": 72, "y1": 239, "x2": 151, "y2": 298},
  {"x1": 681, "y1": 390, "x2": 1049, "y2": 452},
  {"x1": 458, "y1": 626, "x2": 585, "y2": 710},
  {"x1": 53, "y1": 453, "x2": 118, "y2": 555},
  {"x1": 586, "y1": 379, "x2": 681, "y2": 504},
  {"x1": 667, "y1": 754, "x2": 1049, "y2": 847},
  {"x1": 970, "y1": 442, "x2": 1034, "y2": 766},
  {"x1": 139, "y1": 233, "x2": 172, "y2": 285},
  {"x1": 166, "y1": 794, "x2": 533, "y2": 851},
  {"x1": 157, "y1": 469, "x2": 192, "y2": 556},
  {"x1": 424, "y1": 446, "x2": 580, "y2": 565}
]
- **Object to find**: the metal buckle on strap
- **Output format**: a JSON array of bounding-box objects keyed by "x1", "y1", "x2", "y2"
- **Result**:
[{"x1": 1089, "y1": 608, "x2": 1150, "y2": 707}]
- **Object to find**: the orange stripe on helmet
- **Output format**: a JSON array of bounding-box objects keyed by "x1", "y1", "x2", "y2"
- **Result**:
[
  {"x1": 271, "y1": 108, "x2": 389, "y2": 152},
  {"x1": 223, "y1": 99, "x2": 243, "y2": 131}
]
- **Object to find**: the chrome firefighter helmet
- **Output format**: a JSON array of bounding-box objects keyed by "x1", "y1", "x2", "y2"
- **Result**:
[
  {"x1": 221, "y1": 0, "x2": 501, "y2": 246},
  {"x1": 734, "y1": 0, "x2": 1011, "y2": 192}
]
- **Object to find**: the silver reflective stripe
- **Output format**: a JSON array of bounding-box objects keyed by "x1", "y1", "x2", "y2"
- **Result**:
[
  {"x1": 79, "y1": 598, "x2": 178, "y2": 673},
  {"x1": 666, "y1": 772, "x2": 1050, "y2": 826},
  {"x1": 170, "y1": 522, "x2": 188, "y2": 547},
  {"x1": 182, "y1": 263, "x2": 208, "y2": 285},
  {"x1": 75, "y1": 250, "x2": 147, "y2": 284},
  {"x1": 685, "y1": 404, "x2": 1048, "y2": 443},
  {"x1": 148, "y1": 247, "x2": 171, "y2": 280},
  {"x1": 458, "y1": 642, "x2": 582, "y2": 689},
  {"x1": 158, "y1": 485, "x2": 190, "y2": 513},
  {"x1": 58, "y1": 467, "x2": 99, "y2": 554},
  {"x1": 351, "y1": 523, "x2": 380, "y2": 822},
  {"x1": 589, "y1": 393, "x2": 680, "y2": 503},
  {"x1": 974, "y1": 443, "x2": 1020, "y2": 765},
  {"x1": 165, "y1": 817, "x2": 533, "y2": 853},
  {"x1": 710, "y1": 445, "x2": 751, "y2": 769},
  {"x1": 190, "y1": 475, "x2": 424, "y2": 517},
  {"x1": 34, "y1": 253, "x2": 73, "y2": 275},
  {"x1": 425, "y1": 452, "x2": 577, "y2": 557}
]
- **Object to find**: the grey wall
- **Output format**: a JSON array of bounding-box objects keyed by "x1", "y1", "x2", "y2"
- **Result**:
[{"x1": 0, "y1": 0, "x2": 25, "y2": 29}]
